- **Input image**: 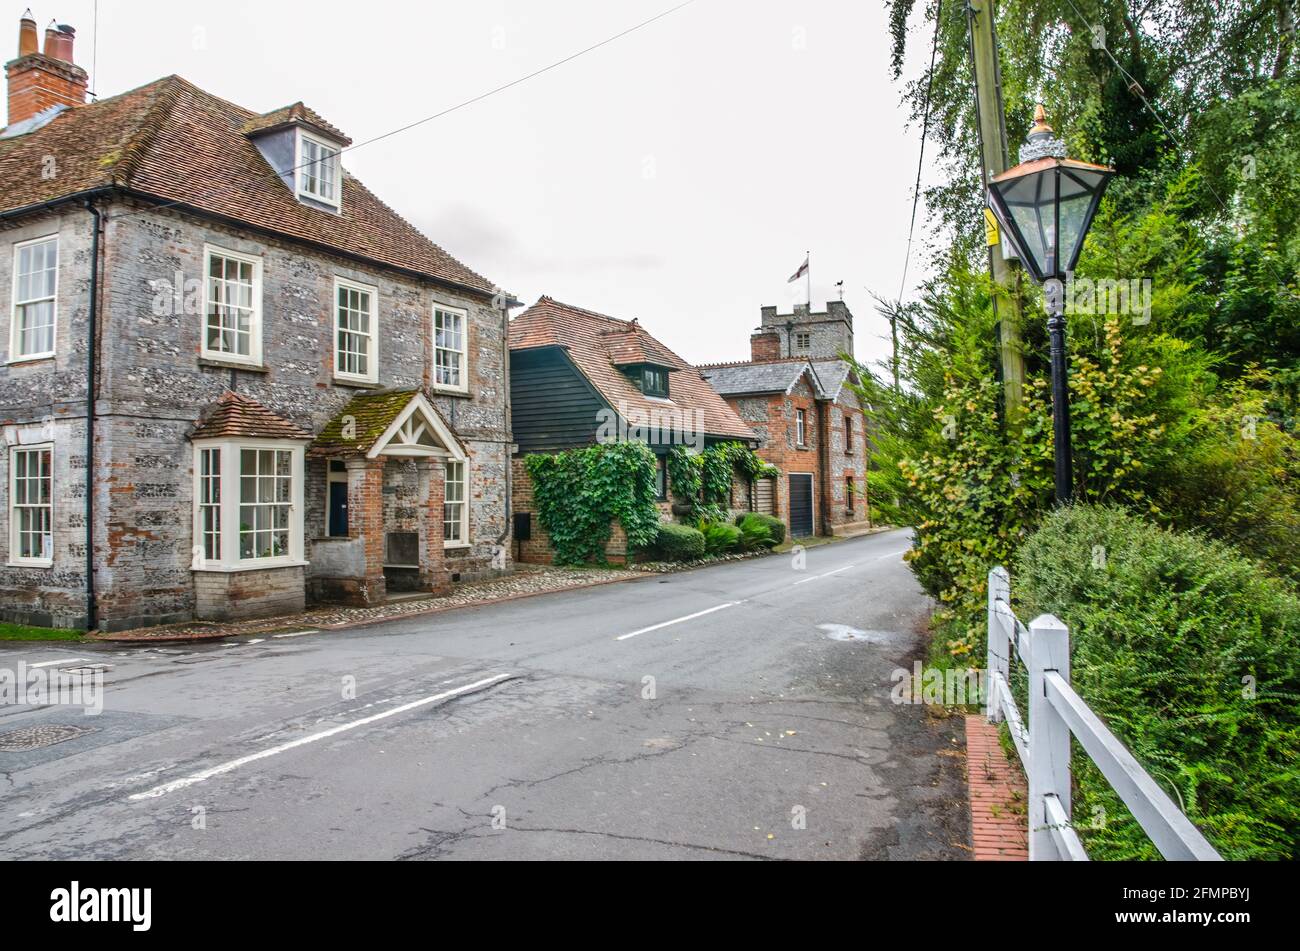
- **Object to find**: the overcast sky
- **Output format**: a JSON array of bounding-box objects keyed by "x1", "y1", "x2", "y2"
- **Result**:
[{"x1": 24, "y1": 0, "x2": 940, "y2": 368}]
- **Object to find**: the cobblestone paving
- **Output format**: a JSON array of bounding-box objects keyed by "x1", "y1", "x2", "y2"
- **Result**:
[{"x1": 95, "y1": 565, "x2": 643, "y2": 642}]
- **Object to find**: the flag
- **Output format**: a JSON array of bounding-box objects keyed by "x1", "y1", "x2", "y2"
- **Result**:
[{"x1": 787, "y1": 256, "x2": 809, "y2": 283}]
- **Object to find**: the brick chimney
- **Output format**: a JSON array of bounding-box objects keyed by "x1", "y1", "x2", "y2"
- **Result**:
[
  {"x1": 6, "y1": 12, "x2": 88, "y2": 127},
  {"x1": 750, "y1": 330, "x2": 782, "y2": 363}
]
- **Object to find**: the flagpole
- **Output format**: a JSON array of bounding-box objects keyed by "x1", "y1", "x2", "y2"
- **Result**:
[{"x1": 806, "y1": 250, "x2": 811, "y2": 312}]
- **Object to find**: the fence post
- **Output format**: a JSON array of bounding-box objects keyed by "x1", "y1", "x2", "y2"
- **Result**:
[
  {"x1": 1027, "y1": 613, "x2": 1071, "y2": 860},
  {"x1": 986, "y1": 567, "x2": 1010, "y2": 722}
]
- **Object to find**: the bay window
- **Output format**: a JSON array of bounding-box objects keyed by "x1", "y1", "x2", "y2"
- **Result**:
[
  {"x1": 192, "y1": 441, "x2": 304, "y2": 570},
  {"x1": 8, "y1": 443, "x2": 53, "y2": 566},
  {"x1": 11, "y1": 235, "x2": 57, "y2": 361}
]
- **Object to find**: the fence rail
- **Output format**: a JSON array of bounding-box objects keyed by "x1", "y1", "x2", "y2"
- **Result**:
[{"x1": 984, "y1": 567, "x2": 1222, "y2": 861}]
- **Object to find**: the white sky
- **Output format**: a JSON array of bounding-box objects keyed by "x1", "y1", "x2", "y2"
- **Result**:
[{"x1": 22, "y1": 0, "x2": 941, "y2": 368}]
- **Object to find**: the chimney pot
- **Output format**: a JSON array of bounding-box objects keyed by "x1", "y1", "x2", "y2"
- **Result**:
[
  {"x1": 17, "y1": 10, "x2": 37, "y2": 57},
  {"x1": 8, "y1": 15, "x2": 88, "y2": 126}
]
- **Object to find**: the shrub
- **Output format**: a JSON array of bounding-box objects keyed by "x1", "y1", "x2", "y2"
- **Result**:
[
  {"x1": 699, "y1": 520, "x2": 743, "y2": 555},
  {"x1": 1014, "y1": 504, "x2": 1300, "y2": 861},
  {"x1": 736, "y1": 518, "x2": 774, "y2": 551},
  {"x1": 652, "y1": 523, "x2": 706, "y2": 562},
  {"x1": 736, "y1": 512, "x2": 785, "y2": 547}
]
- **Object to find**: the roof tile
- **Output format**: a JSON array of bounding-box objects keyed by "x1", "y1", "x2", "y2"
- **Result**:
[
  {"x1": 190, "y1": 391, "x2": 313, "y2": 441},
  {"x1": 510, "y1": 297, "x2": 754, "y2": 442},
  {"x1": 0, "y1": 76, "x2": 493, "y2": 294}
]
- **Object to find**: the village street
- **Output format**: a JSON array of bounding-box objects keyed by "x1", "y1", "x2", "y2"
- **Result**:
[{"x1": 0, "y1": 530, "x2": 968, "y2": 861}]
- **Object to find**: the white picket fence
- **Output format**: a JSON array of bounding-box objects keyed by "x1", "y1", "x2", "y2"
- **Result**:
[{"x1": 984, "y1": 567, "x2": 1222, "y2": 861}]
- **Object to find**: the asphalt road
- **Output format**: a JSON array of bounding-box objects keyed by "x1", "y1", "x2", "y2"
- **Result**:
[{"x1": 0, "y1": 529, "x2": 970, "y2": 861}]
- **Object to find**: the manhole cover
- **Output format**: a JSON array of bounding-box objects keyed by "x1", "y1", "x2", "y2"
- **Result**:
[{"x1": 0, "y1": 724, "x2": 96, "y2": 753}]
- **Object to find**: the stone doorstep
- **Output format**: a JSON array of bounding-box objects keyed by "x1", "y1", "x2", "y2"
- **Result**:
[
  {"x1": 964, "y1": 715, "x2": 1029, "y2": 861},
  {"x1": 90, "y1": 566, "x2": 645, "y2": 643}
]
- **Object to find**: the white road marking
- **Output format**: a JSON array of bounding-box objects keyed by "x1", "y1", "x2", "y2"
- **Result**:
[
  {"x1": 875, "y1": 549, "x2": 910, "y2": 561},
  {"x1": 616, "y1": 602, "x2": 742, "y2": 641},
  {"x1": 792, "y1": 565, "x2": 856, "y2": 586},
  {"x1": 272, "y1": 630, "x2": 319, "y2": 639},
  {"x1": 128, "y1": 673, "x2": 515, "y2": 801},
  {"x1": 28, "y1": 658, "x2": 88, "y2": 669}
]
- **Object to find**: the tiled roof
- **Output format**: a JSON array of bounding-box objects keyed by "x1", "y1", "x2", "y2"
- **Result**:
[
  {"x1": 243, "y1": 102, "x2": 352, "y2": 145},
  {"x1": 810, "y1": 359, "x2": 856, "y2": 400},
  {"x1": 0, "y1": 75, "x2": 494, "y2": 294},
  {"x1": 312, "y1": 389, "x2": 422, "y2": 454},
  {"x1": 190, "y1": 391, "x2": 313, "y2": 441},
  {"x1": 697, "y1": 359, "x2": 821, "y2": 397},
  {"x1": 600, "y1": 327, "x2": 678, "y2": 367},
  {"x1": 510, "y1": 297, "x2": 755, "y2": 442}
]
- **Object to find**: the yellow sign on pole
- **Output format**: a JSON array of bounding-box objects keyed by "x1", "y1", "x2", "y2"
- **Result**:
[{"x1": 984, "y1": 207, "x2": 1000, "y2": 247}]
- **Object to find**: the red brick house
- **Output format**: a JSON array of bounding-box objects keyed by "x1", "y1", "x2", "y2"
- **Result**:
[
  {"x1": 509, "y1": 297, "x2": 756, "y2": 563},
  {"x1": 698, "y1": 303, "x2": 872, "y2": 538}
]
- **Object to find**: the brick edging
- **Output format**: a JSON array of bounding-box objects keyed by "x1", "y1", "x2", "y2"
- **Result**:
[{"x1": 964, "y1": 715, "x2": 1029, "y2": 861}]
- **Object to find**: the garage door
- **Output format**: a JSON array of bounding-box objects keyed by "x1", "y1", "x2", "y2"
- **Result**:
[{"x1": 789, "y1": 474, "x2": 814, "y2": 538}]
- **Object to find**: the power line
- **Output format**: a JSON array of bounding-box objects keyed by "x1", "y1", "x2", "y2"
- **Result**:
[
  {"x1": 112, "y1": 0, "x2": 699, "y2": 224},
  {"x1": 899, "y1": 0, "x2": 944, "y2": 304}
]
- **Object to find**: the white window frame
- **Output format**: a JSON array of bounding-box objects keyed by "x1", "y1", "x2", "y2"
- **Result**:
[
  {"x1": 191, "y1": 439, "x2": 305, "y2": 572},
  {"x1": 9, "y1": 234, "x2": 58, "y2": 363},
  {"x1": 332, "y1": 277, "x2": 379, "y2": 384},
  {"x1": 433, "y1": 304, "x2": 469, "y2": 394},
  {"x1": 201, "y1": 244, "x2": 264, "y2": 368},
  {"x1": 796, "y1": 409, "x2": 807, "y2": 446},
  {"x1": 443, "y1": 459, "x2": 470, "y2": 549},
  {"x1": 296, "y1": 130, "x2": 342, "y2": 210},
  {"x1": 7, "y1": 442, "x2": 54, "y2": 567}
]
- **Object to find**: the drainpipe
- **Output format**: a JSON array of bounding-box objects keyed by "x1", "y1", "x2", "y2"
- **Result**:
[
  {"x1": 84, "y1": 200, "x2": 103, "y2": 631},
  {"x1": 494, "y1": 295, "x2": 512, "y2": 550}
]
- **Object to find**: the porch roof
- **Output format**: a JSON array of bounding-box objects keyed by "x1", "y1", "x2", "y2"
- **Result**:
[
  {"x1": 311, "y1": 390, "x2": 465, "y2": 459},
  {"x1": 190, "y1": 390, "x2": 312, "y2": 441}
]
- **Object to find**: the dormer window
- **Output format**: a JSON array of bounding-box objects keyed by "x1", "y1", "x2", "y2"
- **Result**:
[
  {"x1": 642, "y1": 366, "x2": 669, "y2": 398},
  {"x1": 298, "y1": 131, "x2": 341, "y2": 208}
]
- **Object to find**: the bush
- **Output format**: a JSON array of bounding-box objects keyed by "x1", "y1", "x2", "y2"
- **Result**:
[
  {"x1": 736, "y1": 512, "x2": 785, "y2": 547},
  {"x1": 652, "y1": 523, "x2": 706, "y2": 562},
  {"x1": 699, "y1": 520, "x2": 742, "y2": 555},
  {"x1": 1014, "y1": 504, "x2": 1300, "y2": 861}
]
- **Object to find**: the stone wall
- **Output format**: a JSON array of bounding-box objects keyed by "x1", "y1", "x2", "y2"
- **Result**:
[{"x1": 0, "y1": 198, "x2": 511, "y2": 629}]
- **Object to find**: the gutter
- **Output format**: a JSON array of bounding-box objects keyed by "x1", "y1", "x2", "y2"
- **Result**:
[{"x1": 495, "y1": 296, "x2": 513, "y2": 549}]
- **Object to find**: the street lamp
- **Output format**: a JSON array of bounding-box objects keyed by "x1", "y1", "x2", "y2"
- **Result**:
[{"x1": 987, "y1": 105, "x2": 1114, "y2": 504}]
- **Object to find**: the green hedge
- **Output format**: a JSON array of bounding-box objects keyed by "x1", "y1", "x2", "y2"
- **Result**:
[
  {"x1": 1013, "y1": 504, "x2": 1300, "y2": 861},
  {"x1": 653, "y1": 523, "x2": 706, "y2": 562}
]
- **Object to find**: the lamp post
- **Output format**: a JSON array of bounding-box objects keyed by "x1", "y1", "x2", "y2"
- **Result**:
[{"x1": 986, "y1": 106, "x2": 1115, "y2": 504}]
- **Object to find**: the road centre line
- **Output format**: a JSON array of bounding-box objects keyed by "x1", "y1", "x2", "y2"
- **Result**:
[
  {"x1": 128, "y1": 673, "x2": 515, "y2": 801},
  {"x1": 616, "y1": 602, "x2": 743, "y2": 641},
  {"x1": 792, "y1": 564, "x2": 856, "y2": 586}
]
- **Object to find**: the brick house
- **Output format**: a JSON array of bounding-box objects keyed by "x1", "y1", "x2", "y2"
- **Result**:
[
  {"x1": 0, "y1": 14, "x2": 511, "y2": 631},
  {"x1": 509, "y1": 296, "x2": 756, "y2": 564},
  {"x1": 698, "y1": 302, "x2": 871, "y2": 538}
]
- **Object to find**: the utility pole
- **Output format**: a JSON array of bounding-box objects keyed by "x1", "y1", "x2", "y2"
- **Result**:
[{"x1": 966, "y1": 0, "x2": 1025, "y2": 427}]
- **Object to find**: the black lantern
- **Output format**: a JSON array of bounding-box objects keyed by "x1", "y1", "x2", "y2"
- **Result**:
[
  {"x1": 986, "y1": 106, "x2": 1116, "y2": 504},
  {"x1": 987, "y1": 106, "x2": 1114, "y2": 283}
]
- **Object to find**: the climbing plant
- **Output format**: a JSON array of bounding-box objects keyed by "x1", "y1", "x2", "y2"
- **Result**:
[
  {"x1": 525, "y1": 442, "x2": 659, "y2": 565},
  {"x1": 667, "y1": 443, "x2": 778, "y2": 524}
]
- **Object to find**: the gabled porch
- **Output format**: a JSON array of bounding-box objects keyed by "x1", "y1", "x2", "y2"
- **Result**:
[{"x1": 308, "y1": 390, "x2": 466, "y2": 606}]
